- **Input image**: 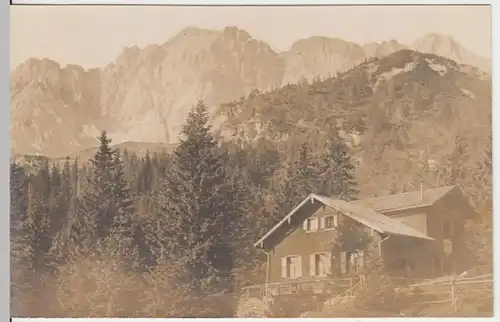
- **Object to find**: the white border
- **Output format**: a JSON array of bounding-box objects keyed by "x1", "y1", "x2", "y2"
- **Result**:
[
  {"x1": 7, "y1": 0, "x2": 498, "y2": 321},
  {"x1": 8, "y1": 0, "x2": 497, "y2": 5}
]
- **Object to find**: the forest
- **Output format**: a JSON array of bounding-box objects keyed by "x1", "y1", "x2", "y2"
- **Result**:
[
  {"x1": 10, "y1": 100, "x2": 370, "y2": 317},
  {"x1": 10, "y1": 101, "x2": 492, "y2": 316}
]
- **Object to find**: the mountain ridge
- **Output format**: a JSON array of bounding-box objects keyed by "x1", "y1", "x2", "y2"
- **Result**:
[
  {"x1": 10, "y1": 27, "x2": 491, "y2": 157},
  {"x1": 215, "y1": 49, "x2": 491, "y2": 198}
]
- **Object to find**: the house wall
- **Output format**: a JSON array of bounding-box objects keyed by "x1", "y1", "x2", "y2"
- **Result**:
[
  {"x1": 266, "y1": 189, "x2": 475, "y2": 283},
  {"x1": 380, "y1": 234, "x2": 436, "y2": 278},
  {"x1": 376, "y1": 207, "x2": 433, "y2": 278},
  {"x1": 380, "y1": 188, "x2": 474, "y2": 278},
  {"x1": 425, "y1": 189, "x2": 473, "y2": 275},
  {"x1": 268, "y1": 204, "x2": 345, "y2": 283}
]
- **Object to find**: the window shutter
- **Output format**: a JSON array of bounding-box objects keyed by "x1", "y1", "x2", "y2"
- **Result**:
[
  {"x1": 340, "y1": 252, "x2": 347, "y2": 275},
  {"x1": 296, "y1": 256, "x2": 303, "y2": 277},
  {"x1": 311, "y1": 218, "x2": 319, "y2": 231},
  {"x1": 281, "y1": 257, "x2": 287, "y2": 278},
  {"x1": 320, "y1": 217, "x2": 325, "y2": 229},
  {"x1": 309, "y1": 254, "x2": 316, "y2": 276},
  {"x1": 325, "y1": 253, "x2": 332, "y2": 275},
  {"x1": 303, "y1": 220, "x2": 308, "y2": 231},
  {"x1": 334, "y1": 214, "x2": 339, "y2": 227},
  {"x1": 443, "y1": 239, "x2": 453, "y2": 255},
  {"x1": 358, "y1": 251, "x2": 365, "y2": 271}
]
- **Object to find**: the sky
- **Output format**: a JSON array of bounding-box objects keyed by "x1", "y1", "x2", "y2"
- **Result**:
[{"x1": 10, "y1": 5, "x2": 492, "y2": 70}]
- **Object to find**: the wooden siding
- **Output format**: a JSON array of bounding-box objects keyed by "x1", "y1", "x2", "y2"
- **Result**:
[
  {"x1": 269, "y1": 205, "x2": 344, "y2": 283},
  {"x1": 394, "y1": 212, "x2": 428, "y2": 235},
  {"x1": 266, "y1": 187, "x2": 475, "y2": 284}
]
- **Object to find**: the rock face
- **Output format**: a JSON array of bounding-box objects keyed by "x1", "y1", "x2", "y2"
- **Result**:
[
  {"x1": 411, "y1": 33, "x2": 491, "y2": 74},
  {"x1": 10, "y1": 59, "x2": 102, "y2": 157},
  {"x1": 363, "y1": 40, "x2": 407, "y2": 59},
  {"x1": 10, "y1": 27, "x2": 491, "y2": 157},
  {"x1": 280, "y1": 37, "x2": 366, "y2": 85}
]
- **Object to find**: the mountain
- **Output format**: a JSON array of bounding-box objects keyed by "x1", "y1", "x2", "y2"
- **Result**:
[
  {"x1": 411, "y1": 33, "x2": 491, "y2": 73},
  {"x1": 363, "y1": 40, "x2": 407, "y2": 59},
  {"x1": 216, "y1": 49, "x2": 491, "y2": 198},
  {"x1": 280, "y1": 37, "x2": 366, "y2": 85},
  {"x1": 10, "y1": 59, "x2": 102, "y2": 158},
  {"x1": 10, "y1": 27, "x2": 491, "y2": 158},
  {"x1": 11, "y1": 26, "x2": 284, "y2": 157}
]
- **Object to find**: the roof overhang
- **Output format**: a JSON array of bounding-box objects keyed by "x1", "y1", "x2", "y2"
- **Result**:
[
  {"x1": 254, "y1": 193, "x2": 317, "y2": 248},
  {"x1": 254, "y1": 193, "x2": 434, "y2": 249}
]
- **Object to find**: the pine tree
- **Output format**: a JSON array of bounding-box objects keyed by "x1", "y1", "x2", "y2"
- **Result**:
[
  {"x1": 274, "y1": 143, "x2": 319, "y2": 219},
  {"x1": 138, "y1": 152, "x2": 154, "y2": 195},
  {"x1": 151, "y1": 101, "x2": 238, "y2": 316},
  {"x1": 10, "y1": 162, "x2": 32, "y2": 313},
  {"x1": 104, "y1": 150, "x2": 141, "y2": 266},
  {"x1": 70, "y1": 131, "x2": 140, "y2": 262},
  {"x1": 10, "y1": 163, "x2": 29, "y2": 260},
  {"x1": 474, "y1": 134, "x2": 492, "y2": 209},
  {"x1": 318, "y1": 138, "x2": 358, "y2": 200},
  {"x1": 89, "y1": 131, "x2": 115, "y2": 239},
  {"x1": 49, "y1": 163, "x2": 65, "y2": 235},
  {"x1": 11, "y1": 165, "x2": 53, "y2": 316},
  {"x1": 439, "y1": 135, "x2": 469, "y2": 186},
  {"x1": 28, "y1": 161, "x2": 53, "y2": 272}
]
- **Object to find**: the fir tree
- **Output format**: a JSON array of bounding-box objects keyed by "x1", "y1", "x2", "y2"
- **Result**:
[
  {"x1": 151, "y1": 101, "x2": 238, "y2": 315},
  {"x1": 105, "y1": 150, "x2": 141, "y2": 266},
  {"x1": 439, "y1": 135, "x2": 469, "y2": 186},
  {"x1": 10, "y1": 162, "x2": 32, "y2": 311},
  {"x1": 277, "y1": 144, "x2": 317, "y2": 206},
  {"x1": 70, "y1": 131, "x2": 140, "y2": 265},
  {"x1": 318, "y1": 138, "x2": 358, "y2": 200}
]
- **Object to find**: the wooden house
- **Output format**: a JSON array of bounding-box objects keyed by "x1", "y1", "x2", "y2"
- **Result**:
[{"x1": 253, "y1": 186, "x2": 475, "y2": 291}]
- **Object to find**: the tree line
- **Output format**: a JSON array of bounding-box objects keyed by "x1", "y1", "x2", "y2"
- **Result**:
[{"x1": 11, "y1": 101, "x2": 364, "y2": 317}]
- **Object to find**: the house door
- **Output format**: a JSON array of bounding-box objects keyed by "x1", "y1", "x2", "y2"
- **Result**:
[{"x1": 340, "y1": 250, "x2": 365, "y2": 276}]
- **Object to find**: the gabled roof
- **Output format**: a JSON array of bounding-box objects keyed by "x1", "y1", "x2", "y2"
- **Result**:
[
  {"x1": 254, "y1": 193, "x2": 434, "y2": 248},
  {"x1": 314, "y1": 195, "x2": 433, "y2": 240},
  {"x1": 351, "y1": 185, "x2": 457, "y2": 213}
]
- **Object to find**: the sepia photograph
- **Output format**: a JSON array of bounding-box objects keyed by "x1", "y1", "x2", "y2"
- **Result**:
[{"x1": 9, "y1": 3, "x2": 493, "y2": 318}]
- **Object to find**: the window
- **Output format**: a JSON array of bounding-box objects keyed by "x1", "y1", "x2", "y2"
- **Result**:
[
  {"x1": 303, "y1": 217, "x2": 319, "y2": 232},
  {"x1": 323, "y1": 215, "x2": 339, "y2": 230},
  {"x1": 310, "y1": 253, "x2": 331, "y2": 276},
  {"x1": 281, "y1": 255, "x2": 302, "y2": 278}
]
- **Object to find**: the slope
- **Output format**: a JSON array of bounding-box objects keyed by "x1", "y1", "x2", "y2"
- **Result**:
[{"x1": 216, "y1": 49, "x2": 491, "y2": 199}]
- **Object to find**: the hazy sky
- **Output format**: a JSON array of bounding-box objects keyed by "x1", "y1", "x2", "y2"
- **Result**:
[{"x1": 10, "y1": 5, "x2": 491, "y2": 70}]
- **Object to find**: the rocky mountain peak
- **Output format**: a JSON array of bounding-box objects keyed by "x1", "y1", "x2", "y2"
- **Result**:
[
  {"x1": 282, "y1": 36, "x2": 365, "y2": 85},
  {"x1": 412, "y1": 33, "x2": 490, "y2": 73},
  {"x1": 10, "y1": 27, "x2": 491, "y2": 157}
]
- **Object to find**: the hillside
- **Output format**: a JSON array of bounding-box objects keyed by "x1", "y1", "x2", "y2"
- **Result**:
[
  {"x1": 216, "y1": 50, "x2": 492, "y2": 199},
  {"x1": 10, "y1": 27, "x2": 491, "y2": 158}
]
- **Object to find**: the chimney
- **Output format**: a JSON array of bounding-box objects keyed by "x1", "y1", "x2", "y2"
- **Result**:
[{"x1": 420, "y1": 181, "x2": 424, "y2": 201}]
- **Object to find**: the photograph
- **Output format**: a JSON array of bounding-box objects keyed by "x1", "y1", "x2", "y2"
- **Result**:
[{"x1": 9, "y1": 3, "x2": 493, "y2": 318}]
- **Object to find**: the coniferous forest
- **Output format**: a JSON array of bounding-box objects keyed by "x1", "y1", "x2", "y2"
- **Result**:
[{"x1": 10, "y1": 100, "x2": 492, "y2": 317}]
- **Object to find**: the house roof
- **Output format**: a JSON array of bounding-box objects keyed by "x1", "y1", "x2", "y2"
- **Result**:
[
  {"x1": 254, "y1": 193, "x2": 435, "y2": 248},
  {"x1": 314, "y1": 195, "x2": 434, "y2": 241},
  {"x1": 351, "y1": 185, "x2": 457, "y2": 213}
]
